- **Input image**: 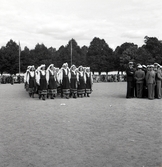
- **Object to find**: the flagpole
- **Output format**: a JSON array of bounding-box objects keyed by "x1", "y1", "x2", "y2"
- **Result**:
[
  {"x1": 19, "y1": 42, "x2": 21, "y2": 75},
  {"x1": 70, "y1": 39, "x2": 72, "y2": 66}
]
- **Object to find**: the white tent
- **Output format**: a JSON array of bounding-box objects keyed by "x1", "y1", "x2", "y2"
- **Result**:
[
  {"x1": 108, "y1": 71, "x2": 126, "y2": 75},
  {"x1": 94, "y1": 72, "x2": 99, "y2": 75},
  {"x1": 100, "y1": 72, "x2": 107, "y2": 75}
]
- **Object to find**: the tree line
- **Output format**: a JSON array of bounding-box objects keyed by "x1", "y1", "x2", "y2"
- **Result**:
[{"x1": 0, "y1": 36, "x2": 162, "y2": 75}]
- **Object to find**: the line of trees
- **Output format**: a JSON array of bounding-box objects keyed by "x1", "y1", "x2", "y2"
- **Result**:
[{"x1": 0, "y1": 36, "x2": 162, "y2": 75}]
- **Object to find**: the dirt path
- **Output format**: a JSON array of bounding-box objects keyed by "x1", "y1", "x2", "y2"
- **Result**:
[{"x1": 0, "y1": 83, "x2": 161, "y2": 167}]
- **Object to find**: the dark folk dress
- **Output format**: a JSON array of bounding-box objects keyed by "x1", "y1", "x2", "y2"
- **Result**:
[
  {"x1": 48, "y1": 70, "x2": 57, "y2": 96},
  {"x1": 85, "y1": 72, "x2": 92, "y2": 95},
  {"x1": 70, "y1": 71, "x2": 77, "y2": 95},
  {"x1": 39, "y1": 71, "x2": 47, "y2": 93},
  {"x1": 28, "y1": 72, "x2": 36, "y2": 94},
  {"x1": 62, "y1": 69, "x2": 70, "y2": 96},
  {"x1": 77, "y1": 72, "x2": 86, "y2": 96}
]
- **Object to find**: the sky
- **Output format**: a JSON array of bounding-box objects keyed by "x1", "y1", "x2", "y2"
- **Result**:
[{"x1": 0, "y1": 0, "x2": 162, "y2": 50}]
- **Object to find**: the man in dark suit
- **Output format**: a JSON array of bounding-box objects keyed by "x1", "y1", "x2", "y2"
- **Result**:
[{"x1": 126, "y1": 62, "x2": 135, "y2": 98}]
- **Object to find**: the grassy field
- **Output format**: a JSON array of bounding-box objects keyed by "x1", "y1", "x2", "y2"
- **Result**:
[{"x1": 0, "y1": 82, "x2": 161, "y2": 167}]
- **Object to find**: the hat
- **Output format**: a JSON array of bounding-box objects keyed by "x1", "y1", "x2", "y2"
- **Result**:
[
  {"x1": 147, "y1": 65, "x2": 150, "y2": 68},
  {"x1": 137, "y1": 63, "x2": 141, "y2": 66},
  {"x1": 154, "y1": 62, "x2": 158, "y2": 66},
  {"x1": 138, "y1": 65, "x2": 142, "y2": 69},
  {"x1": 142, "y1": 65, "x2": 147, "y2": 68},
  {"x1": 128, "y1": 62, "x2": 133, "y2": 65},
  {"x1": 150, "y1": 65, "x2": 154, "y2": 68}
]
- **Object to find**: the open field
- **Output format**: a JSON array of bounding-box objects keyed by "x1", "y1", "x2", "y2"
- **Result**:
[{"x1": 0, "y1": 82, "x2": 161, "y2": 167}]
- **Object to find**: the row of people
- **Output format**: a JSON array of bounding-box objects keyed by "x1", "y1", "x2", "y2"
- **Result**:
[
  {"x1": 126, "y1": 62, "x2": 162, "y2": 100},
  {"x1": 24, "y1": 63, "x2": 93, "y2": 100}
]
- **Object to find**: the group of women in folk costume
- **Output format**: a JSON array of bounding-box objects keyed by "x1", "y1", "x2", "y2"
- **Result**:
[{"x1": 24, "y1": 63, "x2": 93, "y2": 100}]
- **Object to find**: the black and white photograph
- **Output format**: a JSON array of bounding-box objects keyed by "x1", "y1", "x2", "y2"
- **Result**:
[{"x1": 0, "y1": 0, "x2": 162, "y2": 167}]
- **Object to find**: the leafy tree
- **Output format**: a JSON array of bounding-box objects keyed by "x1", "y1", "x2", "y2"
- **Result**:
[
  {"x1": 80, "y1": 45, "x2": 88, "y2": 66},
  {"x1": 20, "y1": 46, "x2": 32, "y2": 72},
  {"x1": 0, "y1": 40, "x2": 20, "y2": 74},
  {"x1": 114, "y1": 42, "x2": 136, "y2": 71},
  {"x1": 56, "y1": 45, "x2": 70, "y2": 67},
  {"x1": 87, "y1": 37, "x2": 113, "y2": 73},
  {"x1": 32, "y1": 43, "x2": 52, "y2": 68},
  {"x1": 136, "y1": 47, "x2": 153, "y2": 65},
  {"x1": 143, "y1": 36, "x2": 162, "y2": 64}
]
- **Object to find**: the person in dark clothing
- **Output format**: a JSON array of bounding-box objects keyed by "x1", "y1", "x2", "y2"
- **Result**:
[
  {"x1": 36, "y1": 64, "x2": 48, "y2": 100},
  {"x1": 126, "y1": 62, "x2": 135, "y2": 98},
  {"x1": 59, "y1": 63, "x2": 70, "y2": 99},
  {"x1": 27, "y1": 65, "x2": 36, "y2": 98},
  {"x1": 46, "y1": 64, "x2": 57, "y2": 99},
  {"x1": 77, "y1": 66, "x2": 86, "y2": 98},
  {"x1": 69, "y1": 65, "x2": 77, "y2": 98},
  {"x1": 85, "y1": 67, "x2": 93, "y2": 97}
]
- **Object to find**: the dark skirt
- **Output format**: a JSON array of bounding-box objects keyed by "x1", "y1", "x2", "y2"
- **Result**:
[
  {"x1": 70, "y1": 77, "x2": 77, "y2": 94},
  {"x1": 86, "y1": 77, "x2": 92, "y2": 94},
  {"x1": 78, "y1": 77, "x2": 85, "y2": 95},
  {"x1": 62, "y1": 75, "x2": 70, "y2": 95}
]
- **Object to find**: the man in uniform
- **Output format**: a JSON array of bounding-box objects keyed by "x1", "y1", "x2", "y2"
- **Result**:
[
  {"x1": 156, "y1": 64, "x2": 162, "y2": 99},
  {"x1": 126, "y1": 62, "x2": 135, "y2": 98},
  {"x1": 146, "y1": 65, "x2": 156, "y2": 100},
  {"x1": 134, "y1": 65, "x2": 145, "y2": 98}
]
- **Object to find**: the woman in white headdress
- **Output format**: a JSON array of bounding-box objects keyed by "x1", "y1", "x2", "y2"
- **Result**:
[
  {"x1": 59, "y1": 63, "x2": 70, "y2": 98},
  {"x1": 26, "y1": 65, "x2": 36, "y2": 98},
  {"x1": 46, "y1": 64, "x2": 57, "y2": 99},
  {"x1": 36, "y1": 64, "x2": 48, "y2": 100},
  {"x1": 85, "y1": 67, "x2": 93, "y2": 97},
  {"x1": 24, "y1": 65, "x2": 31, "y2": 91},
  {"x1": 69, "y1": 64, "x2": 77, "y2": 98},
  {"x1": 77, "y1": 65, "x2": 86, "y2": 97}
]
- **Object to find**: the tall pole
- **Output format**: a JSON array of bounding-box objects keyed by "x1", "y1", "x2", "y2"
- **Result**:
[
  {"x1": 19, "y1": 42, "x2": 21, "y2": 75},
  {"x1": 70, "y1": 39, "x2": 72, "y2": 66}
]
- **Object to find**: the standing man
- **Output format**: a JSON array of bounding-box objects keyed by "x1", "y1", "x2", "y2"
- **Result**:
[
  {"x1": 156, "y1": 65, "x2": 162, "y2": 99},
  {"x1": 134, "y1": 65, "x2": 145, "y2": 98},
  {"x1": 146, "y1": 65, "x2": 156, "y2": 100},
  {"x1": 126, "y1": 62, "x2": 135, "y2": 98}
]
